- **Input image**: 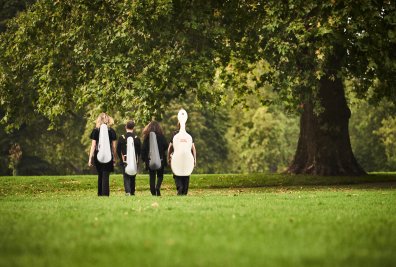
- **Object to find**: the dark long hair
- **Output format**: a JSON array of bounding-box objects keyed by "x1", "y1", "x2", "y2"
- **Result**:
[{"x1": 142, "y1": 121, "x2": 164, "y2": 140}]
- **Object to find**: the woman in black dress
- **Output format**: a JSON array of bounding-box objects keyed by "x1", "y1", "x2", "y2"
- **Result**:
[
  {"x1": 141, "y1": 121, "x2": 168, "y2": 196},
  {"x1": 88, "y1": 113, "x2": 117, "y2": 196}
]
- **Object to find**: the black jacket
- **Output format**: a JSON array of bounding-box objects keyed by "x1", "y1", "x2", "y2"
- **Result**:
[
  {"x1": 90, "y1": 127, "x2": 117, "y2": 172},
  {"x1": 116, "y1": 132, "x2": 141, "y2": 165}
]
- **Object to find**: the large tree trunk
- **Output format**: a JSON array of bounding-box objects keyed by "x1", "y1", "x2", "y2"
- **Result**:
[{"x1": 287, "y1": 76, "x2": 366, "y2": 176}]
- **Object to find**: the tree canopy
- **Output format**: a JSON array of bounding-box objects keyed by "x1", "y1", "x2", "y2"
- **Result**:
[
  {"x1": 224, "y1": 1, "x2": 395, "y2": 175},
  {"x1": 1, "y1": 1, "x2": 395, "y2": 128},
  {"x1": 1, "y1": 0, "x2": 395, "y2": 175},
  {"x1": 222, "y1": 1, "x2": 396, "y2": 105},
  {"x1": 0, "y1": 0, "x2": 226, "y2": 130}
]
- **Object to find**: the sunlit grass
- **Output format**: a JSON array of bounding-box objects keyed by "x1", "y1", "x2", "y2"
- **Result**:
[{"x1": 0, "y1": 173, "x2": 395, "y2": 267}]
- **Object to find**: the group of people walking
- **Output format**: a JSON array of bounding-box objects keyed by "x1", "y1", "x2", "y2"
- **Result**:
[{"x1": 88, "y1": 112, "x2": 196, "y2": 197}]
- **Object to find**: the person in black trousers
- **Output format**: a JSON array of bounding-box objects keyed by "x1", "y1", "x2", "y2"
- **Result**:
[
  {"x1": 116, "y1": 120, "x2": 141, "y2": 196},
  {"x1": 141, "y1": 121, "x2": 168, "y2": 196},
  {"x1": 88, "y1": 113, "x2": 117, "y2": 196},
  {"x1": 167, "y1": 124, "x2": 196, "y2": 196}
]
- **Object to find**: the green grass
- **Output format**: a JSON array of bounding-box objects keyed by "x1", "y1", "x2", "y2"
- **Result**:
[{"x1": 0, "y1": 173, "x2": 395, "y2": 267}]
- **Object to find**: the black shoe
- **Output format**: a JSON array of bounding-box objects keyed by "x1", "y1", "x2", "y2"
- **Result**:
[{"x1": 156, "y1": 189, "x2": 161, "y2": 196}]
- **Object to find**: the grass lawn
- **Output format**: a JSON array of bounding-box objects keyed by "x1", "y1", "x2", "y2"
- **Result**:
[{"x1": 0, "y1": 173, "x2": 395, "y2": 267}]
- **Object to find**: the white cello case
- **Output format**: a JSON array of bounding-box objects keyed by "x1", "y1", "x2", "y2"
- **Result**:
[
  {"x1": 171, "y1": 109, "x2": 195, "y2": 176},
  {"x1": 125, "y1": 136, "x2": 137, "y2": 175},
  {"x1": 97, "y1": 124, "x2": 112, "y2": 163}
]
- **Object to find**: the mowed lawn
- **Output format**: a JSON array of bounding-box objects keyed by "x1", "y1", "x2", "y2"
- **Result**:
[{"x1": 0, "y1": 173, "x2": 395, "y2": 267}]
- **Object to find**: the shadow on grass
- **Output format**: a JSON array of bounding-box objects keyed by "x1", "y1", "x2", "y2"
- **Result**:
[
  {"x1": 1, "y1": 173, "x2": 395, "y2": 196},
  {"x1": 191, "y1": 173, "x2": 396, "y2": 189}
]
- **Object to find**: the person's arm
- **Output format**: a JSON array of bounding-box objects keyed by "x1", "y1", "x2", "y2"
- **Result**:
[
  {"x1": 141, "y1": 137, "x2": 148, "y2": 164},
  {"x1": 116, "y1": 137, "x2": 122, "y2": 160},
  {"x1": 110, "y1": 129, "x2": 117, "y2": 165},
  {"x1": 162, "y1": 135, "x2": 168, "y2": 164},
  {"x1": 88, "y1": 140, "x2": 96, "y2": 167},
  {"x1": 112, "y1": 140, "x2": 117, "y2": 164},
  {"x1": 192, "y1": 143, "x2": 196, "y2": 167},
  {"x1": 167, "y1": 143, "x2": 173, "y2": 165},
  {"x1": 135, "y1": 138, "x2": 141, "y2": 163}
]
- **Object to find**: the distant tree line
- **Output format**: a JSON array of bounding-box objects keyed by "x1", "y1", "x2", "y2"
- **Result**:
[{"x1": 1, "y1": 89, "x2": 395, "y2": 175}]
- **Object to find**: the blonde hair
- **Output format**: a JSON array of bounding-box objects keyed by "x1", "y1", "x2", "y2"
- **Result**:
[{"x1": 95, "y1": 113, "x2": 114, "y2": 128}]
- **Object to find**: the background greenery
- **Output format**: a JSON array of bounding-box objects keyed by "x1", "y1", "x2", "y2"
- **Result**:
[
  {"x1": 0, "y1": 1, "x2": 395, "y2": 175},
  {"x1": 1, "y1": 84, "x2": 395, "y2": 176}
]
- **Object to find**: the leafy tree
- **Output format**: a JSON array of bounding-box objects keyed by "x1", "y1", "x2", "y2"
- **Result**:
[
  {"x1": 223, "y1": 60, "x2": 299, "y2": 173},
  {"x1": 29, "y1": 113, "x2": 88, "y2": 174},
  {"x1": 1, "y1": 1, "x2": 395, "y2": 176},
  {"x1": 0, "y1": 0, "x2": 37, "y2": 175},
  {"x1": 221, "y1": 1, "x2": 396, "y2": 175},
  {"x1": 0, "y1": 0, "x2": 229, "y2": 175},
  {"x1": 349, "y1": 95, "x2": 396, "y2": 171},
  {"x1": 226, "y1": 96, "x2": 299, "y2": 173},
  {"x1": 376, "y1": 117, "x2": 396, "y2": 168},
  {"x1": 0, "y1": 0, "x2": 225, "y2": 131},
  {"x1": 349, "y1": 102, "x2": 389, "y2": 171},
  {"x1": 2, "y1": 112, "x2": 89, "y2": 175},
  {"x1": 0, "y1": 0, "x2": 35, "y2": 32}
]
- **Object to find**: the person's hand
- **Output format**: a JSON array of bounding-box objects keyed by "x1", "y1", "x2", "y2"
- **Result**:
[{"x1": 88, "y1": 158, "x2": 92, "y2": 167}]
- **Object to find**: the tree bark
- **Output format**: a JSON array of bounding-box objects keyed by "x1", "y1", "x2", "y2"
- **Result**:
[{"x1": 287, "y1": 76, "x2": 366, "y2": 176}]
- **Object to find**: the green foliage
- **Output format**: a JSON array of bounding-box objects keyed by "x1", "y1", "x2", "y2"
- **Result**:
[
  {"x1": 3, "y1": 1, "x2": 394, "y2": 129},
  {"x1": 223, "y1": 1, "x2": 396, "y2": 105},
  {"x1": 0, "y1": 0, "x2": 228, "y2": 175},
  {"x1": 33, "y1": 113, "x2": 89, "y2": 174},
  {"x1": 0, "y1": 112, "x2": 89, "y2": 176},
  {"x1": 1, "y1": 1, "x2": 395, "y2": 175},
  {"x1": 0, "y1": 92, "x2": 300, "y2": 176},
  {"x1": 0, "y1": 0, "x2": 37, "y2": 175},
  {"x1": 227, "y1": 97, "x2": 299, "y2": 173},
  {"x1": 221, "y1": 59, "x2": 300, "y2": 173},
  {"x1": 375, "y1": 116, "x2": 396, "y2": 167},
  {"x1": 0, "y1": 0, "x2": 225, "y2": 130},
  {"x1": 0, "y1": 0, "x2": 36, "y2": 32},
  {"x1": 349, "y1": 94, "x2": 396, "y2": 171}
]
